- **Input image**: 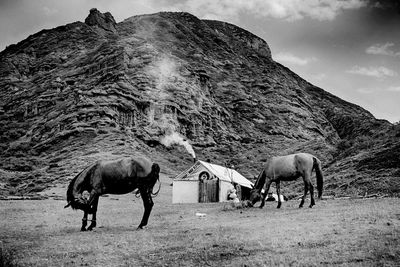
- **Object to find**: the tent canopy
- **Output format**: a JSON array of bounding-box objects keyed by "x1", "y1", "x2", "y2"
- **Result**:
[{"x1": 175, "y1": 160, "x2": 253, "y2": 189}]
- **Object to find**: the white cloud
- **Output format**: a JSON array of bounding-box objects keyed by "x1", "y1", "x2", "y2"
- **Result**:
[
  {"x1": 366, "y1": 42, "x2": 400, "y2": 57},
  {"x1": 166, "y1": 0, "x2": 366, "y2": 22},
  {"x1": 346, "y1": 66, "x2": 397, "y2": 78},
  {"x1": 356, "y1": 86, "x2": 400, "y2": 94},
  {"x1": 387, "y1": 86, "x2": 400, "y2": 92},
  {"x1": 273, "y1": 52, "x2": 317, "y2": 66},
  {"x1": 310, "y1": 73, "x2": 326, "y2": 81},
  {"x1": 43, "y1": 7, "x2": 58, "y2": 16},
  {"x1": 357, "y1": 88, "x2": 375, "y2": 94}
]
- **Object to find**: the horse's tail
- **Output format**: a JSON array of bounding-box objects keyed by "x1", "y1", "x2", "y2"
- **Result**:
[
  {"x1": 312, "y1": 157, "x2": 324, "y2": 199},
  {"x1": 150, "y1": 163, "x2": 161, "y2": 196}
]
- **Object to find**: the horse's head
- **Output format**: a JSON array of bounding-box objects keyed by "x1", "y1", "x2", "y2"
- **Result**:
[
  {"x1": 65, "y1": 189, "x2": 92, "y2": 210},
  {"x1": 248, "y1": 188, "x2": 262, "y2": 207},
  {"x1": 247, "y1": 168, "x2": 267, "y2": 207}
]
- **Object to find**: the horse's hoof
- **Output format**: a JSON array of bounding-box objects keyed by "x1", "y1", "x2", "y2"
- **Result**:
[
  {"x1": 277, "y1": 206, "x2": 281, "y2": 209},
  {"x1": 81, "y1": 228, "x2": 87, "y2": 232}
]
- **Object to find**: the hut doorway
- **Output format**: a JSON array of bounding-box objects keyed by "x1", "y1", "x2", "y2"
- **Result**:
[{"x1": 199, "y1": 178, "x2": 219, "y2": 202}]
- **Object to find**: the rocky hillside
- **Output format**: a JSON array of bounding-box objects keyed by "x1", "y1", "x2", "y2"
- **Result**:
[{"x1": 0, "y1": 9, "x2": 398, "y2": 198}]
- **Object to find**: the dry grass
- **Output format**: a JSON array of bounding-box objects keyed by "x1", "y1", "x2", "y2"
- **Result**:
[
  {"x1": 1, "y1": 175, "x2": 399, "y2": 266},
  {"x1": 0, "y1": 241, "x2": 19, "y2": 267}
]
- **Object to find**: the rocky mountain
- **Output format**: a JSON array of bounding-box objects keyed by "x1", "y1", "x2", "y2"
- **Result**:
[{"x1": 0, "y1": 9, "x2": 399, "y2": 198}]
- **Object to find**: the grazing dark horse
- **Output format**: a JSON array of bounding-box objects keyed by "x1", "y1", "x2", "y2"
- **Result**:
[
  {"x1": 249, "y1": 153, "x2": 323, "y2": 209},
  {"x1": 64, "y1": 157, "x2": 160, "y2": 231}
]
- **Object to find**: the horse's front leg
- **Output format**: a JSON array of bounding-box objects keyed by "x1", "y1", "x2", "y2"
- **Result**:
[
  {"x1": 260, "y1": 180, "x2": 272, "y2": 209},
  {"x1": 81, "y1": 211, "x2": 88, "y2": 231},
  {"x1": 87, "y1": 196, "x2": 99, "y2": 231},
  {"x1": 137, "y1": 188, "x2": 154, "y2": 229},
  {"x1": 276, "y1": 181, "x2": 282, "y2": 209}
]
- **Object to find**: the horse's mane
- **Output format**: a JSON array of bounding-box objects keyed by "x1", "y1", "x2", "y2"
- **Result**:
[
  {"x1": 67, "y1": 173, "x2": 81, "y2": 206},
  {"x1": 253, "y1": 167, "x2": 267, "y2": 190}
]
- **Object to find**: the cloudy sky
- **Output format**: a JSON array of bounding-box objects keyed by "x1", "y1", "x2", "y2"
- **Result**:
[{"x1": 1, "y1": 0, "x2": 399, "y2": 122}]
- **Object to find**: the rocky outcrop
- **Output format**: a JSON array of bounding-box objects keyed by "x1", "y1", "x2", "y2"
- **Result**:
[
  {"x1": 306, "y1": 85, "x2": 390, "y2": 139},
  {"x1": 85, "y1": 8, "x2": 117, "y2": 33},
  {"x1": 0, "y1": 10, "x2": 398, "y2": 198},
  {"x1": 204, "y1": 20, "x2": 271, "y2": 59}
]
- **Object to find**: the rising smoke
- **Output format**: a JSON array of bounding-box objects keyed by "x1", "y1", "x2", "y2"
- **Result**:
[
  {"x1": 159, "y1": 131, "x2": 196, "y2": 158},
  {"x1": 147, "y1": 55, "x2": 196, "y2": 158},
  {"x1": 147, "y1": 56, "x2": 178, "y2": 94}
]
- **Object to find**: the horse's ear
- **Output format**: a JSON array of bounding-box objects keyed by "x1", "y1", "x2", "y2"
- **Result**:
[{"x1": 152, "y1": 163, "x2": 160, "y2": 174}]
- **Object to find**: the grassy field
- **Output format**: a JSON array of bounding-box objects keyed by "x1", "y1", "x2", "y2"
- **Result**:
[{"x1": 1, "y1": 175, "x2": 399, "y2": 266}]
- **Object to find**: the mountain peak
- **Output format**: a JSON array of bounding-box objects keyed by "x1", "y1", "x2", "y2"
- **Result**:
[{"x1": 85, "y1": 8, "x2": 117, "y2": 32}]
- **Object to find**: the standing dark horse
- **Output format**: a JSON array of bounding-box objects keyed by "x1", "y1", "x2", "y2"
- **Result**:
[
  {"x1": 249, "y1": 153, "x2": 323, "y2": 209},
  {"x1": 64, "y1": 157, "x2": 160, "y2": 231}
]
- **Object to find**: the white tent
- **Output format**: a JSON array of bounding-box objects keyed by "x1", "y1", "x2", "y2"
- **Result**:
[{"x1": 172, "y1": 160, "x2": 253, "y2": 203}]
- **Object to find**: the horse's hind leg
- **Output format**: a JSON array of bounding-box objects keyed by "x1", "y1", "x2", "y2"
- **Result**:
[
  {"x1": 276, "y1": 181, "x2": 282, "y2": 209},
  {"x1": 138, "y1": 188, "x2": 154, "y2": 229},
  {"x1": 299, "y1": 176, "x2": 309, "y2": 208},
  {"x1": 81, "y1": 211, "x2": 88, "y2": 231},
  {"x1": 308, "y1": 181, "x2": 315, "y2": 208},
  {"x1": 87, "y1": 196, "x2": 99, "y2": 231}
]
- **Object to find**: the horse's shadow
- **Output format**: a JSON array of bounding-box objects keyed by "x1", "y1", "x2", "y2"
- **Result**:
[{"x1": 62, "y1": 225, "x2": 147, "y2": 235}]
